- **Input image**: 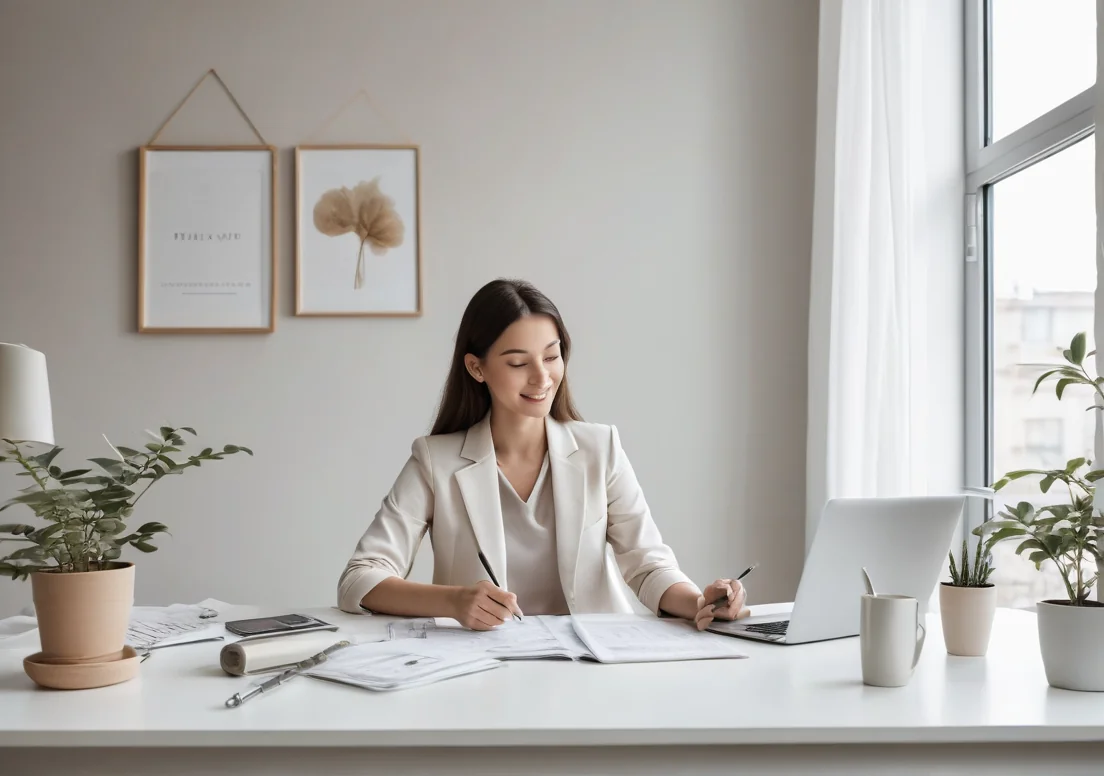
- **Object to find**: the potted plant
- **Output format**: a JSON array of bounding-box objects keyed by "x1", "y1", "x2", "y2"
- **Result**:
[
  {"x1": 975, "y1": 458, "x2": 1104, "y2": 690},
  {"x1": 939, "y1": 537, "x2": 996, "y2": 656},
  {"x1": 973, "y1": 331, "x2": 1104, "y2": 691},
  {"x1": 0, "y1": 426, "x2": 250, "y2": 686}
]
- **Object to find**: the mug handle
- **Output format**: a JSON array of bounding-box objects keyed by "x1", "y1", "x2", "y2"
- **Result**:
[{"x1": 912, "y1": 622, "x2": 927, "y2": 669}]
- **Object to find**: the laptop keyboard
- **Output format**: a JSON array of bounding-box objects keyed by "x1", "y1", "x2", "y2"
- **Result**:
[{"x1": 743, "y1": 620, "x2": 789, "y2": 636}]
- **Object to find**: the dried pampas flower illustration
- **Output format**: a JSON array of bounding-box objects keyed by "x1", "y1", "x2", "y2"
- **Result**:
[{"x1": 313, "y1": 177, "x2": 405, "y2": 289}]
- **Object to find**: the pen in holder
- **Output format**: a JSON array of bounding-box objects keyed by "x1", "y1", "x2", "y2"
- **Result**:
[{"x1": 225, "y1": 640, "x2": 351, "y2": 708}]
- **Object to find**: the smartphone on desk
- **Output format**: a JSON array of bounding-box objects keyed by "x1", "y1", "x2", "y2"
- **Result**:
[{"x1": 224, "y1": 613, "x2": 337, "y2": 639}]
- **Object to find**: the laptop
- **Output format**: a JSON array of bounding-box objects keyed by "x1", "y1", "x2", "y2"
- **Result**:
[{"x1": 706, "y1": 496, "x2": 964, "y2": 645}]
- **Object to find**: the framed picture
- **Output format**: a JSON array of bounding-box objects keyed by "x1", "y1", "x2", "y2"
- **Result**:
[
  {"x1": 138, "y1": 145, "x2": 277, "y2": 333},
  {"x1": 295, "y1": 144, "x2": 421, "y2": 316}
]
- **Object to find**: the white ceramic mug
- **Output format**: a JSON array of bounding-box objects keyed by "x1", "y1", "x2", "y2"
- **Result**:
[{"x1": 860, "y1": 594, "x2": 926, "y2": 687}]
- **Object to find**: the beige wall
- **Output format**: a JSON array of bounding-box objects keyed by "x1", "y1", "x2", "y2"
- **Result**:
[{"x1": 0, "y1": 0, "x2": 818, "y2": 617}]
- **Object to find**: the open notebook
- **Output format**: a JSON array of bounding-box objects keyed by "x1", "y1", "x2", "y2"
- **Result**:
[
  {"x1": 388, "y1": 614, "x2": 748, "y2": 664},
  {"x1": 570, "y1": 614, "x2": 749, "y2": 663}
]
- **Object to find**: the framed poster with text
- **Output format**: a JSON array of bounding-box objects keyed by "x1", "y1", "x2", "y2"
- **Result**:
[{"x1": 138, "y1": 146, "x2": 277, "y2": 333}]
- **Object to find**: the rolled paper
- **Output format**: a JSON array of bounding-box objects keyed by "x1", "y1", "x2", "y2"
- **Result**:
[{"x1": 219, "y1": 631, "x2": 344, "y2": 676}]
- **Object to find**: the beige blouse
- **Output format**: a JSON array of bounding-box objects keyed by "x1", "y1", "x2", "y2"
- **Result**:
[{"x1": 498, "y1": 454, "x2": 570, "y2": 615}]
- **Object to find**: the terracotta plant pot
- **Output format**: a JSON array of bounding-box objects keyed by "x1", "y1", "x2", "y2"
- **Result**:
[
  {"x1": 1037, "y1": 599, "x2": 1104, "y2": 692},
  {"x1": 30, "y1": 562, "x2": 134, "y2": 661},
  {"x1": 939, "y1": 582, "x2": 996, "y2": 656}
]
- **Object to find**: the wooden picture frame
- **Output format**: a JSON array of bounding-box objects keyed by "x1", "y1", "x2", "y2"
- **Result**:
[
  {"x1": 138, "y1": 145, "x2": 277, "y2": 333},
  {"x1": 294, "y1": 144, "x2": 422, "y2": 317}
]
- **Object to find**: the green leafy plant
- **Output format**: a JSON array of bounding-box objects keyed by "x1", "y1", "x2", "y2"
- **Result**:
[
  {"x1": 947, "y1": 537, "x2": 994, "y2": 587},
  {"x1": 1027, "y1": 331, "x2": 1103, "y2": 409},
  {"x1": 973, "y1": 330, "x2": 1104, "y2": 606},
  {"x1": 0, "y1": 426, "x2": 251, "y2": 579},
  {"x1": 975, "y1": 457, "x2": 1104, "y2": 605}
]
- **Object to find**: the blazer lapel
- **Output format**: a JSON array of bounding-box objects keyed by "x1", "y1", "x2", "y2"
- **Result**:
[
  {"x1": 547, "y1": 416, "x2": 586, "y2": 605},
  {"x1": 454, "y1": 415, "x2": 509, "y2": 589}
]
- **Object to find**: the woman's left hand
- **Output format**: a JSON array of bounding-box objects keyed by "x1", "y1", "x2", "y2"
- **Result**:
[{"x1": 694, "y1": 578, "x2": 751, "y2": 630}]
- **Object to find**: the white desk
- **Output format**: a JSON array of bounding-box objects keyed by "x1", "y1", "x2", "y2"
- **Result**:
[{"x1": 2, "y1": 605, "x2": 1103, "y2": 775}]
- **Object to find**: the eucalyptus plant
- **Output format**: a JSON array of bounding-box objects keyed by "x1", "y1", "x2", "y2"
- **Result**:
[
  {"x1": 0, "y1": 426, "x2": 251, "y2": 579},
  {"x1": 947, "y1": 537, "x2": 994, "y2": 587}
]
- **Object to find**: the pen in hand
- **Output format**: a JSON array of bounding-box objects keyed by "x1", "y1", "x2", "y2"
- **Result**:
[
  {"x1": 710, "y1": 563, "x2": 758, "y2": 609},
  {"x1": 477, "y1": 550, "x2": 523, "y2": 622}
]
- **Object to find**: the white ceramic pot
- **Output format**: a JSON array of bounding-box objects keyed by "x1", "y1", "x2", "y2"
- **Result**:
[
  {"x1": 1036, "y1": 599, "x2": 1104, "y2": 692},
  {"x1": 939, "y1": 583, "x2": 996, "y2": 656}
]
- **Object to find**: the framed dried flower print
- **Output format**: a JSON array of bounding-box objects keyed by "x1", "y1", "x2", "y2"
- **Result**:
[
  {"x1": 138, "y1": 145, "x2": 277, "y2": 333},
  {"x1": 295, "y1": 144, "x2": 422, "y2": 316}
]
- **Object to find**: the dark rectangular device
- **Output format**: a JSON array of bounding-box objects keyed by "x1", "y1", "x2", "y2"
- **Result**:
[{"x1": 224, "y1": 613, "x2": 337, "y2": 638}]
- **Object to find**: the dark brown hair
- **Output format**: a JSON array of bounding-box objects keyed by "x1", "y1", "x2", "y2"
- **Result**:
[{"x1": 430, "y1": 278, "x2": 583, "y2": 436}]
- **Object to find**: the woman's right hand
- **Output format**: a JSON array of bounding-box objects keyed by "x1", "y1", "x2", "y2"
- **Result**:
[{"x1": 449, "y1": 581, "x2": 523, "y2": 630}]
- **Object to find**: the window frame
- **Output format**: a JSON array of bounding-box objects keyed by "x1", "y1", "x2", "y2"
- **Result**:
[{"x1": 963, "y1": 0, "x2": 1097, "y2": 537}]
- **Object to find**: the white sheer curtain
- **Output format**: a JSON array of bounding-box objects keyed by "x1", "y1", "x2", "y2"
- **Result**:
[{"x1": 806, "y1": 0, "x2": 962, "y2": 549}]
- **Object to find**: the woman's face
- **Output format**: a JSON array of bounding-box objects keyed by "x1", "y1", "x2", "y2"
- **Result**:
[{"x1": 466, "y1": 314, "x2": 564, "y2": 421}]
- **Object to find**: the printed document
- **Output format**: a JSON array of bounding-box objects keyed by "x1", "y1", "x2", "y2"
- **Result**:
[{"x1": 304, "y1": 639, "x2": 503, "y2": 691}]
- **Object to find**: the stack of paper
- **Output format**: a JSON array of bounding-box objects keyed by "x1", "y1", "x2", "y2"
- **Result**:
[
  {"x1": 126, "y1": 604, "x2": 220, "y2": 650},
  {"x1": 304, "y1": 639, "x2": 503, "y2": 691},
  {"x1": 0, "y1": 615, "x2": 38, "y2": 650},
  {"x1": 126, "y1": 599, "x2": 261, "y2": 650}
]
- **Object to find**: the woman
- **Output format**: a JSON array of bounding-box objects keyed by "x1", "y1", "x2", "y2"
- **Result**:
[{"x1": 338, "y1": 278, "x2": 750, "y2": 631}]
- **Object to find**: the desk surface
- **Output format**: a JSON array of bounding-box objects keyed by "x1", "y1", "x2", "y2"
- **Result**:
[{"x1": 0, "y1": 604, "x2": 1100, "y2": 748}]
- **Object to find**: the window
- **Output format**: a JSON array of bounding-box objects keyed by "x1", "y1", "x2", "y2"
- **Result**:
[
  {"x1": 990, "y1": 0, "x2": 1097, "y2": 141},
  {"x1": 1022, "y1": 418, "x2": 1063, "y2": 468},
  {"x1": 965, "y1": 0, "x2": 1097, "y2": 610},
  {"x1": 1019, "y1": 308, "x2": 1052, "y2": 344}
]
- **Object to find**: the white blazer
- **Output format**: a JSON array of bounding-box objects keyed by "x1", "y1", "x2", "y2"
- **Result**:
[{"x1": 337, "y1": 414, "x2": 697, "y2": 616}]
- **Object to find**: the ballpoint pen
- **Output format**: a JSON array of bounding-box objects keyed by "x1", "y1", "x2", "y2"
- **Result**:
[
  {"x1": 477, "y1": 550, "x2": 523, "y2": 622},
  {"x1": 710, "y1": 563, "x2": 758, "y2": 609},
  {"x1": 224, "y1": 640, "x2": 351, "y2": 709}
]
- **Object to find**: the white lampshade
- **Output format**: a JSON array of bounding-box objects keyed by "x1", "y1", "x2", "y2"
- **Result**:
[{"x1": 0, "y1": 343, "x2": 54, "y2": 445}]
